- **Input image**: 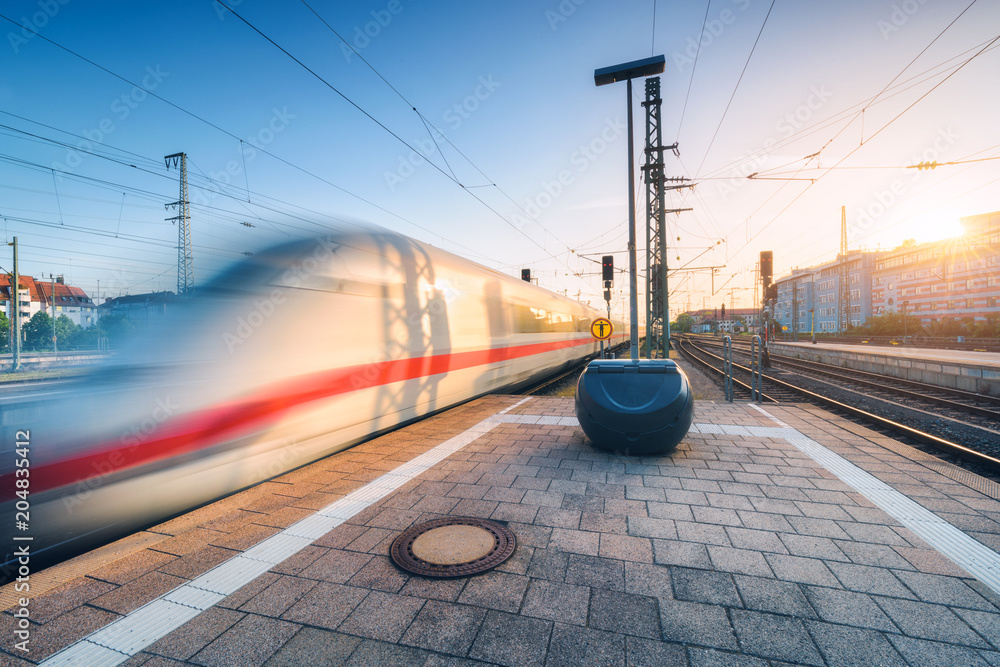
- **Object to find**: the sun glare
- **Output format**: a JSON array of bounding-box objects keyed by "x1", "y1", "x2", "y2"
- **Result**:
[{"x1": 898, "y1": 210, "x2": 966, "y2": 246}]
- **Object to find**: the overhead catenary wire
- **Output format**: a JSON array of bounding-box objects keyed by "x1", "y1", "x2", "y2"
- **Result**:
[
  {"x1": 676, "y1": 0, "x2": 713, "y2": 140},
  {"x1": 694, "y1": 0, "x2": 777, "y2": 178},
  {"x1": 296, "y1": 0, "x2": 582, "y2": 266},
  {"x1": 218, "y1": 1, "x2": 596, "y2": 292},
  {"x1": 0, "y1": 13, "x2": 503, "y2": 267}
]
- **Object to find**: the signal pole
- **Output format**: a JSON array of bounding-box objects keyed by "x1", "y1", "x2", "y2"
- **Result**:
[{"x1": 165, "y1": 153, "x2": 194, "y2": 295}]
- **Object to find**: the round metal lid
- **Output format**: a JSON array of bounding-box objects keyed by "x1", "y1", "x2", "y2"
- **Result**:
[{"x1": 389, "y1": 517, "x2": 516, "y2": 578}]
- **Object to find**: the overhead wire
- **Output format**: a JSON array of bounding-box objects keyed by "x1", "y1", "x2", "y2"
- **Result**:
[
  {"x1": 218, "y1": 1, "x2": 593, "y2": 292},
  {"x1": 295, "y1": 0, "x2": 582, "y2": 266},
  {"x1": 694, "y1": 0, "x2": 777, "y2": 178},
  {"x1": 676, "y1": 0, "x2": 712, "y2": 140},
  {"x1": 0, "y1": 13, "x2": 500, "y2": 265}
]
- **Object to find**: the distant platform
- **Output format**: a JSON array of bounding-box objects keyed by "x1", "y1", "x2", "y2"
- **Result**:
[
  {"x1": 772, "y1": 341, "x2": 1000, "y2": 396},
  {"x1": 4, "y1": 395, "x2": 1000, "y2": 666},
  {"x1": 775, "y1": 340, "x2": 1000, "y2": 369}
]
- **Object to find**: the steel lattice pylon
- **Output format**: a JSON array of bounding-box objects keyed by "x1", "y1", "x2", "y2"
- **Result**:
[
  {"x1": 642, "y1": 77, "x2": 668, "y2": 359},
  {"x1": 165, "y1": 152, "x2": 194, "y2": 295}
]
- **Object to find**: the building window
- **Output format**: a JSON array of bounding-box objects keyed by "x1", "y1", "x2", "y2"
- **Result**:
[{"x1": 967, "y1": 279, "x2": 975, "y2": 290}]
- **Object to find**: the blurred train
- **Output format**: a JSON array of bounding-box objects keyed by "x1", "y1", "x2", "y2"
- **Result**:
[{"x1": 1, "y1": 227, "x2": 624, "y2": 575}]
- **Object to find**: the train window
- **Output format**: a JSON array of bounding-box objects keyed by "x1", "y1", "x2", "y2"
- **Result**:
[
  {"x1": 548, "y1": 311, "x2": 575, "y2": 332},
  {"x1": 512, "y1": 305, "x2": 546, "y2": 333},
  {"x1": 511, "y1": 306, "x2": 581, "y2": 333}
]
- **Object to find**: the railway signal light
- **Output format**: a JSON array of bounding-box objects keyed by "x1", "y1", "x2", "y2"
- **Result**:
[
  {"x1": 760, "y1": 251, "x2": 773, "y2": 287},
  {"x1": 602, "y1": 255, "x2": 614, "y2": 285},
  {"x1": 521, "y1": 269, "x2": 531, "y2": 282}
]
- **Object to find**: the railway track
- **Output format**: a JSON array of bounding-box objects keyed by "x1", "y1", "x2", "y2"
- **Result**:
[{"x1": 675, "y1": 334, "x2": 1000, "y2": 479}]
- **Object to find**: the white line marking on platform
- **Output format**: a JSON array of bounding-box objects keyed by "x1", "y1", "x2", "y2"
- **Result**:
[
  {"x1": 749, "y1": 404, "x2": 1000, "y2": 595},
  {"x1": 39, "y1": 397, "x2": 532, "y2": 667}
]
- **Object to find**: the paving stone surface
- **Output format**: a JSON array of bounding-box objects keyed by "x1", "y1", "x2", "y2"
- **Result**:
[{"x1": 4, "y1": 395, "x2": 1000, "y2": 666}]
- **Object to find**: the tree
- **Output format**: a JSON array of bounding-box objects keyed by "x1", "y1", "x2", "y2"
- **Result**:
[
  {"x1": 672, "y1": 313, "x2": 695, "y2": 334},
  {"x1": 23, "y1": 312, "x2": 53, "y2": 351},
  {"x1": 0, "y1": 311, "x2": 8, "y2": 353},
  {"x1": 971, "y1": 314, "x2": 1000, "y2": 339},
  {"x1": 96, "y1": 312, "x2": 135, "y2": 348},
  {"x1": 851, "y1": 311, "x2": 921, "y2": 337},
  {"x1": 54, "y1": 314, "x2": 81, "y2": 349}
]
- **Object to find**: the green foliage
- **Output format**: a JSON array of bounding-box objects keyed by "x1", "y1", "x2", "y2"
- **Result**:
[
  {"x1": 672, "y1": 312, "x2": 695, "y2": 333},
  {"x1": 970, "y1": 314, "x2": 1000, "y2": 338},
  {"x1": 850, "y1": 311, "x2": 920, "y2": 337},
  {"x1": 0, "y1": 311, "x2": 8, "y2": 353},
  {"x1": 22, "y1": 312, "x2": 85, "y2": 350},
  {"x1": 23, "y1": 312, "x2": 53, "y2": 350},
  {"x1": 96, "y1": 312, "x2": 135, "y2": 347}
]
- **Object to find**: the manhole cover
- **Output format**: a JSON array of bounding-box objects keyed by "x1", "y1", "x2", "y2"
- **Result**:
[{"x1": 390, "y1": 517, "x2": 516, "y2": 578}]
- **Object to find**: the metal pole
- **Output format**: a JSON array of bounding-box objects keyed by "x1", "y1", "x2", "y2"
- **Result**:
[
  {"x1": 626, "y1": 78, "x2": 639, "y2": 360},
  {"x1": 723, "y1": 335, "x2": 733, "y2": 402},
  {"x1": 51, "y1": 274, "x2": 57, "y2": 356},
  {"x1": 751, "y1": 334, "x2": 762, "y2": 402},
  {"x1": 663, "y1": 251, "x2": 671, "y2": 356},
  {"x1": 9, "y1": 237, "x2": 21, "y2": 371}
]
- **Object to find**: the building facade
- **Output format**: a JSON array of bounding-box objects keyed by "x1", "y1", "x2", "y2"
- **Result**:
[
  {"x1": 871, "y1": 211, "x2": 1000, "y2": 327},
  {"x1": 100, "y1": 291, "x2": 179, "y2": 324},
  {"x1": 774, "y1": 269, "x2": 815, "y2": 337},
  {"x1": 774, "y1": 249, "x2": 884, "y2": 334},
  {"x1": 0, "y1": 275, "x2": 96, "y2": 327}
]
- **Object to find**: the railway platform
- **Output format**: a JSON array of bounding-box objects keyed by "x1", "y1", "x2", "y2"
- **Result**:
[
  {"x1": 4, "y1": 394, "x2": 1000, "y2": 666},
  {"x1": 771, "y1": 340, "x2": 1000, "y2": 397}
]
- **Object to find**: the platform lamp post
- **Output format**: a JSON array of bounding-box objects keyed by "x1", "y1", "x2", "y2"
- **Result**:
[
  {"x1": 902, "y1": 300, "x2": 908, "y2": 343},
  {"x1": 595, "y1": 55, "x2": 665, "y2": 360}
]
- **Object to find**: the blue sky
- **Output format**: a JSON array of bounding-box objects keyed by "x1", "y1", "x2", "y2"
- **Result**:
[{"x1": 1, "y1": 0, "x2": 997, "y2": 319}]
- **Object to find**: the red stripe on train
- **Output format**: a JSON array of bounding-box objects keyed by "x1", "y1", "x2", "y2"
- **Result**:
[{"x1": 17, "y1": 335, "x2": 605, "y2": 496}]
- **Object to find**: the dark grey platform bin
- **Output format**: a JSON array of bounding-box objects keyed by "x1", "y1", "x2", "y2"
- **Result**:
[{"x1": 575, "y1": 359, "x2": 694, "y2": 455}]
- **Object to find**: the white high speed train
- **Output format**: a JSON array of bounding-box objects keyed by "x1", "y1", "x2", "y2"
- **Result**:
[{"x1": 0, "y1": 227, "x2": 625, "y2": 574}]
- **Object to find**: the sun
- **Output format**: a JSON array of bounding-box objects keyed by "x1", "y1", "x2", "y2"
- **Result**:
[{"x1": 897, "y1": 208, "x2": 966, "y2": 245}]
